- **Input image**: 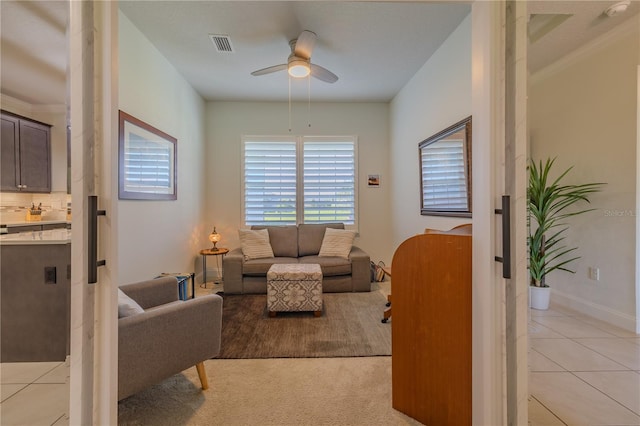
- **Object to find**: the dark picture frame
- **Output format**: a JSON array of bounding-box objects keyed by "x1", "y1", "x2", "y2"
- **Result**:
[
  {"x1": 419, "y1": 116, "x2": 472, "y2": 217},
  {"x1": 118, "y1": 111, "x2": 177, "y2": 200}
]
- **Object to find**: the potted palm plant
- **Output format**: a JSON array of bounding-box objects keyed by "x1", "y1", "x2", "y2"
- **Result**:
[{"x1": 528, "y1": 157, "x2": 604, "y2": 310}]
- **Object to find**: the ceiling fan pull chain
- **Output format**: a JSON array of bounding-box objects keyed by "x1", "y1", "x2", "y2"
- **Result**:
[
  {"x1": 308, "y1": 74, "x2": 311, "y2": 128},
  {"x1": 288, "y1": 74, "x2": 292, "y2": 132}
]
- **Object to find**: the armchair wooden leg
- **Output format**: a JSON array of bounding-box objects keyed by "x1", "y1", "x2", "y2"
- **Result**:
[{"x1": 195, "y1": 362, "x2": 209, "y2": 390}]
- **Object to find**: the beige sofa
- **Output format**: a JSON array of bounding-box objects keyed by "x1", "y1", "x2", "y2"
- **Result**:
[{"x1": 223, "y1": 223, "x2": 371, "y2": 294}]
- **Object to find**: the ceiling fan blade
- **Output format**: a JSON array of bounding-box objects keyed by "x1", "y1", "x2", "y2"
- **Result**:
[
  {"x1": 294, "y1": 30, "x2": 316, "y2": 60},
  {"x1": 310, "y1": 63, "x2": 338, "y2": 83},
  {"x1": 251, "y1": 64, "x2": 287, "y2": 76}
]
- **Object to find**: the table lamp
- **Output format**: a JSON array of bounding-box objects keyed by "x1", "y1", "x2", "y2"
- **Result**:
[{"x1": 209, "y1": 227, "x2": 221, "y2": 250}]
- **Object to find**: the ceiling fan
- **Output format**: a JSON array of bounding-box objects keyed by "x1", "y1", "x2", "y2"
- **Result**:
[{"x1": 251, "y1": 30, "x2": 339, "y2": 83}]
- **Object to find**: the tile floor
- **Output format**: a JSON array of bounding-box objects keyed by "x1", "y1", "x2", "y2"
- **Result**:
[
  {"x1": 2, "y1": 298, "x2": 638, "y2": 425},
  {"x1": 0, "y1": 360, "x2": 69, "y2": 426},
  {"x1": 528, "y1": 304, "x2": 640, "y2": 425}
]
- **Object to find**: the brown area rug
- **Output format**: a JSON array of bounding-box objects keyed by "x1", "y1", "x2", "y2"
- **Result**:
[{"x1": 218, "y1": 291, "x2": 391, "y2": 358}]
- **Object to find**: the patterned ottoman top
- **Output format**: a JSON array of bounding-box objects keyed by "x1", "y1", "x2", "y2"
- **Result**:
[{"x1": 267, "y1": 263, "x2": 322, "y2": 281}]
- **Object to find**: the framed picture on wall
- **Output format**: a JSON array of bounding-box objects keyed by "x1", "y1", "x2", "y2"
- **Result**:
[
  {"x1": 368, "y1": 174, "x2": 381, "y2": 187},
  {"x1": 118, "y1": 110, "x2": 177, "y2": 200}
]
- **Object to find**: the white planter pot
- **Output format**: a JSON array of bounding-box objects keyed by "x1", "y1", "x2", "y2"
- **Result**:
[{"x1": 530, "y1": 286, "x2": 551, "y2": 310}]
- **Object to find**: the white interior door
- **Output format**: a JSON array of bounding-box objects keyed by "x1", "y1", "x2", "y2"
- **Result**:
[
  {"x1": 68, "y1": 2, "x2": 119, "y2": 424},
  {"x1": 471, "y1": 1, "x2": 528, "y2": 424}
]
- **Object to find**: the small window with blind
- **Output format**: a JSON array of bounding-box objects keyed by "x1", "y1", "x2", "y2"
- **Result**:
[
  {"x1": 419, "y1": 116, "x2": 472, "y2": 217},
  {"x1": 243, "y1": 136, "x2": 357, "y2": 227},
  {"x1": 118, "y1": 111, "x2": 177, "y2": 200}
]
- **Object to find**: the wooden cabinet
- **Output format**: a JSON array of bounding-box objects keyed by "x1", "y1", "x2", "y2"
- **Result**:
[
  {"x1": 1, "y1": 111, "x2": 51, "y2": 193},
  {"x1": 391, "y1": 229, "x2": 472, "y2": 425}
]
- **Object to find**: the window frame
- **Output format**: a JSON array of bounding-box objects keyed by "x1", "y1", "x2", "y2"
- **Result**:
[
  {"x1": 118, "y1": 110, "x2": 177, "y2": 201},
  {"x1": 241, "y1": 135, "x2": 358, "y2": 229},
  {"x1": 419, "y1": 116, "x2": 472, "y2": 217}
]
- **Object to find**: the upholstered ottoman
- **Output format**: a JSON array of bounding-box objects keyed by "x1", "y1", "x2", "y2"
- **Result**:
[{"x1": 267, "y1": 263, "x2": 323, "y2": 317}]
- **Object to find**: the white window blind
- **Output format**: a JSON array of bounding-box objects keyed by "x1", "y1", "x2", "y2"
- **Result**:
[
  {"x1": 244, "y1": 140, "x2": 297, "y2": 226},
  {"x1": 421, "y1": 139, "x2": 469, "y2": 211},
  {"x1": 303, "y1": 140, "x2": 355, "y2": 224},
  {"x1": 243, "y1": 136, "x2": 357, "y2": 227},
  {"x1": 123, "y1": 134, "x2": 173, "y2": 193}
]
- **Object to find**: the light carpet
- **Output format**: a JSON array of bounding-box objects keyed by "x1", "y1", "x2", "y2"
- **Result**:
[
  {"x1": 219, "y1": 291, "x2": 391, "y2": 358},
  {"x1": 117, "y1": 357, "x2": 422, "y2": 426},
  {"x1": 118, "y1": 282, "x2": 415, "y2": 425}
]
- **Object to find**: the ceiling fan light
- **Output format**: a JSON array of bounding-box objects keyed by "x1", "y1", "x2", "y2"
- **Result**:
[
  {"x1": 288, "y1": 59, "x2": 310, "y2": 78},
  {"x1": 604, "y1": 0, "x2": 630, "y2": 17}
]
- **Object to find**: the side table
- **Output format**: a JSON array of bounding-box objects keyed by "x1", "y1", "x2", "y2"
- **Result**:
[
  {"x1": 156, "y1": 272, "x2": 195, "y2": 300},
  {"x1": 199, "y1": 248, "x2": 229, "y2": 288}
]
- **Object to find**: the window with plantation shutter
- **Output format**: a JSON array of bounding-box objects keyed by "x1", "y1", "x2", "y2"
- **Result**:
[
  {"x1": 243, "y1": 139, "x2": 297, "y2": 226},
  {"x1": 303, "y1": 138, "x2": 355, "y2": 224},
  {"x1": 419, "y1": 116, "x2": 472, "y2": 217},
  {"x1": 124, "y1": 134, "x2": 173, "y2": 193},
  {"x1": 118, "y1": 110, "x2": 177, "y2": 201},
  {"x1": 421, "y1": 139, "x2": 468, "y2": 210},
  {"x1": 242, "y1": 136, "x2": 358, "y2": 228}
]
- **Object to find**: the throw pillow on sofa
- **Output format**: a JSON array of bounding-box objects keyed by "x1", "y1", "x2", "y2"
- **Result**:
[
  {"x1": 318, "y1": 228, "x2": 356, "y2": 259},
  {"x1": 239, "y1": 228, "x2": 275, "y2": 260},
  {"x1": 118, "y1": 288, "x2": 144, "y2": 318}
]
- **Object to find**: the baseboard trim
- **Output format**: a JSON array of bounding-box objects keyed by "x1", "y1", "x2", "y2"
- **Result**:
[
  {"x1": 551, "y1": 288, "x2": 637, "y2": 332},
  {"x1": 200, "y1": 267, "x2": 221, "y2": 284}
]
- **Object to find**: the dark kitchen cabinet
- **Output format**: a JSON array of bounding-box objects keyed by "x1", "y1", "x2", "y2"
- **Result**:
[
  {"x1": 5, "y1": 222, "x2": 69, "y2": 234},
  {"x1": 1, "y1": 243, "x2": 71, "y2": 361},
  {"x1": 1, "y1": 111, "x2": 51, "y2": 193}
]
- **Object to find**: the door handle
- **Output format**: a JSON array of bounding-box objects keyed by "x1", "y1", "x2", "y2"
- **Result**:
[
  {"x1": 494, "y1": 195, "x2": 511, "y2": 279},
  {"x1": 88, "y1": 195, "x2": 106, "y2": 284}
]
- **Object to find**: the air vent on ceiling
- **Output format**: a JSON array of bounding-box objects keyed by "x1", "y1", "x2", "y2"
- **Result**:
[{"x1": 209, "y1": 34, "x2": 234, "y2": 53}]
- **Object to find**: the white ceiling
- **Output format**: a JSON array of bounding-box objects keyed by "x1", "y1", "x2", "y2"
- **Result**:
[
  {"x1": 1, "y1": 1, "x2": 638, "y2": 106},
  {"x1": 117, "y1": 1, "x2": 470, "y2": 102},
  {"x1": 528, "y1": 0, "x2": 640, "y2": 72}
]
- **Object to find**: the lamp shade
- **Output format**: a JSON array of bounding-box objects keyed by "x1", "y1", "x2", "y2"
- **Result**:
[{"x1": 209, "y1": 227, "x2": 221, "y2": 249}]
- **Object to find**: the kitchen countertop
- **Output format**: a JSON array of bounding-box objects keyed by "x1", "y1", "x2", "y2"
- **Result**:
[
  {"x1": 1, "y1": 219, "x2": 70, "y2": 227},
  {"x1": 0, "y1": 229, "x2": 71, "y2": 245}
]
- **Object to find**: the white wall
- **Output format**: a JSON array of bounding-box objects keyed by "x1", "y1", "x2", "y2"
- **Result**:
[
  {"x1": 389, "y1": 14, "x2": 472, "y2": 249},
  {"x1": 529, "y1": 21, "x2": 639, "y2": 330},
  {"x1": 118, "y1": 12, "x2": 207, "y2": 284},
  {"x1": 205, "y1": 101, "x2": 392, "y2": 264}
]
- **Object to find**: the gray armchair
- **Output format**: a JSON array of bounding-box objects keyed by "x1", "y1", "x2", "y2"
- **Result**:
[{"x1": 118, "y1": 276, "x2": 223, "y2": 400}]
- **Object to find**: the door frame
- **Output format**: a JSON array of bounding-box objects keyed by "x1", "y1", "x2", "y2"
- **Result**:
[
  {"x1": 637, "y1": 64, "x2": 640, "y2": 334},
  {"x1": 68, "y1": 2, "x2": 119, "y2": 424},
  {"x1": 471, "y1": 1, "x2": 529, "y2": 424},
  {"x1": 66, "y1": 0, "x2": 529, "y2": 423}
]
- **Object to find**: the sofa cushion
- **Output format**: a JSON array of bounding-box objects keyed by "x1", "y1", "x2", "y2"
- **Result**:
[
  {"x1": 243, "y1": 257, "x2": 299, "y2": 276},
  {"x1": 118, "y1": 288, "x2": 144, "y2": 318},
  {"x1": 299, "y1": 256, "x2": 352, "y2": 277},
  {"x1": 239, "y1": 228, "x2": 274, "y2": 260},
  {"x1": 298, "y1": 223, "x2": 345, "y2": 256},
  {"x1": 251, "y1": 225, "x2": 298, "y2": 258},
  {"x1": 318, "y1": 228, "x2": 356, "y2": 259}
]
